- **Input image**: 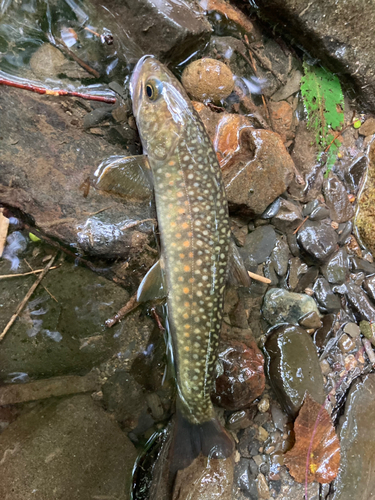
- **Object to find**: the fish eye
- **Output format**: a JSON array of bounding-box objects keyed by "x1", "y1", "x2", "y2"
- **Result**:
[{"x1": 145, "y1": 79, "x2": 163, "y2": 101}]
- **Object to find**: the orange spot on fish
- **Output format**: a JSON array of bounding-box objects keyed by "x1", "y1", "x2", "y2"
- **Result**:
[
  {"x1": 177, "y1": 191, "x2": 184, "y2": 198},
  {"x1": 182, "y1": 222, "x2": 189, "y2": 229},
  {"x1": 184, "y1": 332, "x2": 190, "y2": 338},
  {"x1": 184, "y1": 302, "x2": 190, "y2": 307},
  {"x1": 185, "y1": 324, "x2": 190, "y2": 329},
  {"x1": 183, "y1": 241, "x2": 190, "y2": 247},
  {"x1": 183, "y1": 287, "x2": 190, "y2": 294},
  {"x1": 178, "y1": 208, "x2": 185, "y2": 214},
  {"x1": 176, "y1": 233, "x2": 182, "y2": 238},
  {"x1": 188, "y1": 232, "x2": 193, "y2": 237},
  {"x1": 189, "y1": 252, "x2": 194, "y2": 258},
  {"x1": 183, "y1": 313, "x2": 189, "y2": 319},
  {"x1": 188, "y1": 278, "x2": 195, "y2": 283},
  {"x1": 169, "y1": 180, "x2": 174, "y2": 186},
  {"x1": 184, "y1": 265, "x2": 191, "y2": 272},
  {"x1": 171, "y1": 222, "x2": 176, "y2": 227},
  {"x1": 184, "y1": 346, "x2": 190, "y2": 351},
  {"x1": 168, "y1": 160, "x2": 176, "y2": 166},
  {"x1": 178, "y1": 277, "x2": 184, "y2": 282},
  {"x1": 179, "y1": 253, "x2": 185, "y2": 259}
]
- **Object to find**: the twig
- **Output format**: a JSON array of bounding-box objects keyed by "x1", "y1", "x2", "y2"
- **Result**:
[
  {"x1": 84, "y1": 205, "x2": 116, "y2": 217},
  {"x1": 324, "y1": 112, "x2": 357, "y2": 153},
  {"x1": 362, "y1": 338, "x2": 375, "y2": 366},
  {"x1": 0, "y1": 77, "x2": 116, "y2": 104},
  {"x1": 0, "y1": 266, "x2": 59, "y2": 280},
  {"x1": 120, "y1": 218, "x2": 156, "y2": 230},
  {"x1": 53, "y1": 37, "x2": 101, "y2": 79},
  {"x1": 105, "y1": 293, "x2": 139, "y2": 327},
  {"x1": 293, "y1": 216, "x2": 309, "y2": 235},
  {"x1": 0, "y1": 254, "x2": 57, "y2": 342},
  {"x1": 144, "y1": 244, "x2": 159, "y2": 255},
  {"x1": 24, "y1": 260, "x2": 58, "y2": 303},
  {"x1": 247, "y1": 271, "x2": 271, "y2": 284},
  {"x1": 242, "y1": 37, "x2": 286, "y2": 85}
]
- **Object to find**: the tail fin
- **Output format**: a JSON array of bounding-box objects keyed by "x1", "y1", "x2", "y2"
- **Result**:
[{"x1": 167, "y1": 409, "x2": 234, "y2": 486}]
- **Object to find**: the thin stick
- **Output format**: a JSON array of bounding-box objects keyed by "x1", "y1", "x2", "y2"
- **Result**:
[
  {"x1": 120, "y1": 218, "x2": 156, "y2": 230},
  {"x1": 0, "y1": 77, "x2": 116, "y2": 104},
  {"x1": 24, "y1": 260, "x2": 58, "y2": 303},
  {"x1": 54, "y1": 37, "x2": 101, "y2": 79},
  {"x1": 293, "y1": 215, "x2": 309, "y2": 235},
  {"x1": 0, "y1": 266, "x2": 59, "y2": 280},
  {"x1": 105, "y1": 293, "x2": 139, "y2": 328},
  {"x1": 247, "y1": 271, "x2": 271, "y2": 284},
  {"x1": 0, "y1": 254, "x2": 57, "y2": 342},
  {"x1": 362, "y1": 338, "x2": 375, "y2": 365}
]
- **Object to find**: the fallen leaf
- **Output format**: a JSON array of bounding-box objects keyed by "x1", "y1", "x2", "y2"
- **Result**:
[
  {"x1": 284, "y1": 393, "x2": 340, "y2": 484},
  {"x1": 0, "y1": 208, "x2": 10, "y2": 257}
]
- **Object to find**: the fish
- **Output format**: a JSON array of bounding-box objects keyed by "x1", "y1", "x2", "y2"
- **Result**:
[{"x1": 129, "y1": 55, "x2": 236, "y2": 479}]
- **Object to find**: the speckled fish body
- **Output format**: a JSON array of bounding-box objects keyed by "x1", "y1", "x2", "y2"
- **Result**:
[{"x1": 131, "y1": 56, "x2": 231, "y2": 425}]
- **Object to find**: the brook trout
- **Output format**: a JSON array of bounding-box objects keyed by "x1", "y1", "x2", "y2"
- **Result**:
[{"x1": 130, "y1": 56, "x2": 234, "y2": 475}]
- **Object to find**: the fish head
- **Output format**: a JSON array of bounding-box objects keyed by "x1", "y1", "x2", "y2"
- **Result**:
[{"x1": 130, "y1": 55, "x2": 193, "y2": 162}]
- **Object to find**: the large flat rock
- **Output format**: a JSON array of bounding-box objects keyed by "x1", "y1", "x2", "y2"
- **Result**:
[{"x1": 0, "y1": 394, "x2": 137, "y2": 500}]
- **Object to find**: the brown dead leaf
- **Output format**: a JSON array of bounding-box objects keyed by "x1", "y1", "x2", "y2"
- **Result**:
[
  {"x1": 284, "y1": 393, "x2": 340, "y2": 484},
  {"x1": 0, "y1": 208, "x2": 10, "y2": 257}
]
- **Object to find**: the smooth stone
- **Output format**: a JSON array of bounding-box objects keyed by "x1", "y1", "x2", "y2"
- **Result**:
[
  {"x1": 358, "y1": 117, "x2": 375, "y2": 136},
  {"x1": 302, "y1": 200, "x2": 319, "y2": 217},
  {"x1": 351, "y1": 256, "x2": 375, "y2": 274},
  {"x1": 323, "y1": 173, "x2": 355, "y2": 223},
  {"x1": 243, "y1": 225, "x2": 277, "y2": 264},
  {"x1": 320, "y1": 248, "x2": 349, "y2": 284},
  {"x1": 338, "y1": 221, "x2": 353, "y2": 245},
  {"x1": 0, "y1": 394, "x2": 136, "y2": 500},
  {"x1": 270, "y1": 235, "x2": 289, "y2": 277},
  {"x1": 338, "y1": 334, "x2": 356, "y2": 353},
  {"x1": 309, "y1": 205, "x2": 330, "y2": 221},
  {"x1": 262, "y1": 288, "x2": 320, "y2": 326},
  {"x1": 297, "y1": 221, "x2": 338, "y2": 261},
  {"x1": 295, "y1": 266, "x2": 319, "y2": 293},
  {"x1": 344, "y1": 282, "x2": 375, "y2": 323},
  {"x1": 264, "y1": 324, "x2": 325, "y2": 418},
  {"x1": 298, "y1": 311, "x2": 322, "y2": 329},
  {"x1": 288, "y1": 257, "x2": 307, "y2": 290},
  {"x1": 333, "y1": 374, "x2": 375, "y2": 500},
  {"x1": 313, "y1": 277, "x2": 341, "y2": 312},
  {"x1": 344, "y1": 157, "x2": 367, "y2": 192},
  {"x1": 343, "y1": 322, "x2": 361, "y2": 338},
  {"x1": 363, "y1": 275, "x2": 375, "y2": 302},
  {"x1": 261, "y1": 198, "x2": 281, "y2": 219}
]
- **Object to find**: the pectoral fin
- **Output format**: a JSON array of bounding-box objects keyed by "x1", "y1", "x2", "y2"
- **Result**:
[
  {"x1": 93, "y1": 155, "x2": 153, "y2": 201},
  {"x1": 227, "y1": 239, "x2": 251, "y2": 287},
  {"x1": 137, "y1": 259, "x2": 167, "y2": 303}
]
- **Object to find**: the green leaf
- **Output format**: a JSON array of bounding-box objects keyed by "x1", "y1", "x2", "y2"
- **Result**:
[{"x1": 301, "y1": 62, "x2": 344, "y2": 175}]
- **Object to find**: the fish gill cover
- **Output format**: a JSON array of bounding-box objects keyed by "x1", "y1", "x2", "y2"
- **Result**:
[{"x1": 301, "y1": 61, "x2": 344, "y2": 176}]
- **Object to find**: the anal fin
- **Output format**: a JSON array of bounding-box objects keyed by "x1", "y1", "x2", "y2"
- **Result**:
[{"x1": 137, "y1": 259, "x2": 167, "y2": 303}]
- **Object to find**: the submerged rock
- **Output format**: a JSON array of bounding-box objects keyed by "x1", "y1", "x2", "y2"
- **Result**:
[
  {"x1": 343, "y1": 282, "x2": 375, "y2": 323},
  {"x1": 262, "y1": 288, "x2": 320, "y2": 326},
  {"x1": 313, "y1": 277, "x2": 341, "y2": 312},
  {"x1": 0, "y1": 394, "x2": 136, "y2": 500},
  {"x1": 333, "y1": 374, "x2": 375, "y2": 500},
  {"x1": 264, "y1": 324, "x2": 325, "y2": 418},
  {"x1": 321, "y1": 248, "x2": 349, "y2": 284}
]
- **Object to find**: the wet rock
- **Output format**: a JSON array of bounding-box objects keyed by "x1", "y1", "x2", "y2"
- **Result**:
[
  {"x1": 288, "y1": 256, "x2": 307, "y2": 290},
  {"x1": 0, "y1": 259, "x2": 153, "y2": 380},
  {"x1": 0, "y1": 394, "x2": 136, "y2": 500},
  {"x1": 261, "y1": 198, "x2": 281, "y2": 219},
  {"x1": 173, "y1": 455, "x2": 234, "y2": 500},
  {"x1": 213, "y1": 339, "x2": 265, "y2": 410},
  {"x1": 262, "y1": 288, "x2": 320, "y2": 326},
  {"x1": 288, "y1": 122, "x2": 323, "y2": 202},
  {"x1": 363, "y1": 274, "x2": 375, "y2": 302},
  {"x1": 269, "y1": 100, "x2": 295, "y2": 144},
  {"x1": 313, "y1": 278, "x2": 341, "y2": 312},
  {"x1": 321, "y1": 248, "x2": 349, "y2": 284},
  {"x1": 221, "y1": 127, "x2": 295, "y2": 216},
  {"x1": 338, "y1": 221, "x2": 353, "y2": 245},
  {"x1": 351, "y1": 256, "x2": 375, "y2": 274},
  {"x1": 313, "y1": 314, "x2": 336, "y2": 350},
  {"x1": 323, "y1": 173, "x2": 355, "y2": 223},
  {"x1": 358, "y1": 117, "x2": 375, "y2": 136},
  {"x1": 344, "y1": 156, "x2": 367, "y2": 193},
  {"x1": 343, "y1": 282, "x2": 375, "y2": 323},
  {"x1": 343, "y1": 322, "x2": 361, "y2": 338},
  {"x1": 182, "y1": 58, "x2": 234, "y2": 102},
  {"x1": 297, "y1": 221, "x2": 338, "y2": 261},
  {"x1": 251, "y1": 0, "x2": 375, "y2": 112},
  {"x1": 102, "y1": 371, "x2": 148, "y2": 431},
  {"x1": 242, "y1": 226, "x2": 277, "y2": 264},
  {"x1": 271, "y1": 68, "x2": 302, "y2": 101},
  {"x1": 338, "y1": 334, "x2": 356, "y2": 354},
  {"x1": 271, "y1": 198, "x2": 303, "y2": 233},
  {"x1": 234, "y1": 458, "x2": 257, "y2": 495},
  {"x1": 256, "y1": 472, "x2": 270, "y2": 499},
  {"x1": 333, "y1": 374, "x2": 375, "y2": 500},
  {"x1": 298, "y1": 311, "x2": 322, "y2": 330},
  {"x1": 91, "y1": 0, "x2": 211, "y2": 65},
  {"x1": 264, "y1": 324, "x2": 325, "y2": 418},
  {"x1": 0, "y1": 87, "x2": 154, "y2": 258},
  {"x1": 295, "y1": 265, "x2": 319, "y2": 293},
  {"x1": 270, "y1": 235, "x2": 289, "y2": 277}
]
